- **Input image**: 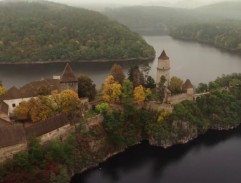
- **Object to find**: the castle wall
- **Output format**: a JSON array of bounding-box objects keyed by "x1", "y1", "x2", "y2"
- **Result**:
[
  {"x1": 0, "y1": 113, "x2": 105, "y2": 164},
  {"x1": 0, "y1": 143, "x2": 27, "y2": 163},
  {"x1": 168, "y1": 93, "x2": 193, "y2": 105},
  {"x1": 39, "y1": 124, "x2": 74, "y2": 144}
]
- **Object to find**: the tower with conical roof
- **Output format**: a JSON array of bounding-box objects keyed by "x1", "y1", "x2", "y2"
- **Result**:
[
  {"x1": 156, "y1": 50, "x2": 170, "y2": 86},
  {"x1": 60, "y1": 63, "x2": 78, "y2": 93}
]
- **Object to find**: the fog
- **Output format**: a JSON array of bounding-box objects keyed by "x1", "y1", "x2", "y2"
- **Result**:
[
  {"x1": 1, "y1": 0, "x2": 241, "y2": 8},
  {"x1": 42, "y1": 0, "x2": 241, "y2": 8}
]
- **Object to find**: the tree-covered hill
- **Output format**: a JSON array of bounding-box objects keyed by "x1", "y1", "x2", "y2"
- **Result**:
[
  {"x1": 170, "y1": 21, "x2": 241, "y2": 53},
  {"x1": 0, "y1": 1, "x2": 155, "y2": 63},
  {"x1": 196, "y1": 1, "x2": 241, "y2": 20}
]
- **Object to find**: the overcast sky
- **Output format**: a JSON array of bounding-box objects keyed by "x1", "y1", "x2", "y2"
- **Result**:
[
  {"x1": 49, "y1": 0, "x2": 239, "y2": 5},
  {"x1": 1, "y1": 0, "x2": 241, "y2": 8}
]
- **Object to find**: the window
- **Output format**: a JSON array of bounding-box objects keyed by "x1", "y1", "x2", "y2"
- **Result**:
[{"x1": 12, "y1": 103, "x2": 16, "y2": 108}]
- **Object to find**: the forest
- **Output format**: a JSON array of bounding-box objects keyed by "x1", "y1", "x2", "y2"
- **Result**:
[
  {"x1": 0, "y1": 1, "x2": 155, "y2": 63},
  {"x1": 170, "y1": 21, "x2": 241, "y2": 53},
  {"x1": 105, "y1": 1, "x2": 241, "y2": 45}
]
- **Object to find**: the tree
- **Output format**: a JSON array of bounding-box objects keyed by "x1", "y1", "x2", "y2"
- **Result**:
[
  {"x1": 110, "y1": 64, "x2": 125, "y2": 84},
  {"x1": 0, "y1": 86, "x2": 6, "y2": 96},
  {"x1": 78, "y1": 74, "x2": 96, "y2": 101},
  {"x1": 102, "y1": 75, "x2": 122, "y2": 103},
  {"x1": 140, "y1": 63, "x2": 151, "y2": 81},
  {"x1": 58, "y1": 90, "x2": 81, "y2": 114},
  {"x1": 133, "y1": 85, "x2": 146, "y2": 105},
  {"x1": 157, "y1": 76, "x2": 166, "y2": 103},
  {"x1": 30, "y1": 97, "x2": 56, "y2": 122},
  {"x1": 95, "y1": 103, "x2": 109, "y2": 114},
  {"x1": 14, "y1": 101, "x2": 31, "y2": 121},
  {"x1": 169, "y1": 76, "x2": 184, "y2": 94},
  {"x1": 122, "y1": 79, "x2": 133, "y2": 100},
  {"x1": 145, "y1": 76, "x2": 156, "y2": 89},
  {"x1": 196, "y1": 83, "x2": 208, "y2": 93},
  {"x1": 128, "y1": 65, "x2": 144, "y2": 87}
]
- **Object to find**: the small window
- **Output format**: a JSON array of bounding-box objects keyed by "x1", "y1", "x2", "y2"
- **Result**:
[{"x1": 12, "y1": 103, "x2": 16, "y2": 108}]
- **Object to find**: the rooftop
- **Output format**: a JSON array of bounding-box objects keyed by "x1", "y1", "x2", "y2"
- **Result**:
[
  {"x1": 158, "y1": 50, "x2": 169, "y2": 60},
  {"x1": 60, "y1": 63, "x2": 77, "y2": 83}
]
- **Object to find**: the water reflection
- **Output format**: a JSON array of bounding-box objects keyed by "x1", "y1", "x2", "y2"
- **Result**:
[{"x1": 72, "y1": 126, "x2": 241, "y2": 183}]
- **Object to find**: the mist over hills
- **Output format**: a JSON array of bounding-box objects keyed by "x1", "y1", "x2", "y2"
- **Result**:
[{"x1": 104, "y1": 1, "x2": 241, "y2": 35}]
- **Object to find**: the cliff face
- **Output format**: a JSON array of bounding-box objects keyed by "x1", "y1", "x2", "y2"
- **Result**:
[{"x1": 149, "y1": 121, "x2": 198, "y2": 148}]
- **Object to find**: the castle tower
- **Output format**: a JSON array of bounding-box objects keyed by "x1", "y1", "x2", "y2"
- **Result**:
[
  {"x1": 60, "y1": 63, "x2": 78, "y2": 93},
  {"x1": 156, "y1": 50, "x2": 170, "y2": 86}
]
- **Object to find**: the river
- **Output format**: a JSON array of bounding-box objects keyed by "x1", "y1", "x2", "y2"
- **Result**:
[
  {"x1": 0, "y1": 36, "x2": 241, "y2": 89},
  {"x1": 71, "y1": 127, "x2": 241, "y2": 183},
  {"x1": 1, "y1": 36, "x2": 241, "y2": 182}
]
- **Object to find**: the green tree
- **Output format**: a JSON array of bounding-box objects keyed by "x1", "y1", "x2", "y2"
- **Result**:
[
  {"x1": 78, "y1": 74, "x2": 96, "y2": 101},
  {"x1": 168, "y1": 76, "x2": 184, "y2": 94},
  {"x1": 157, "y1": 76, "x2": 166, "y2": 103},
  {"x1": 145, "y1": 76, "x2": 156, "y2": 89},
  {"x1": 122, "y1": 79, "x2": 133, "y2": 100}
]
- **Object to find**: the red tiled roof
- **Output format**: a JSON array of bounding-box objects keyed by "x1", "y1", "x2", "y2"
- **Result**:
[{"x1": 158, "y1": 50, "x2": 169, "y2": 60}]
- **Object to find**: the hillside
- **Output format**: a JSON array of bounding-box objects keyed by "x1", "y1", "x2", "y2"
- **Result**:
[
  {"x1": 0, "y1": 2, "x2": 155, "y2": 63},
  {"x1": 196, "y1": 1, "x2": 241, "y2": 20},
  {"x1": 104, "y1": 6, "x2": 212, "y2": 35}
]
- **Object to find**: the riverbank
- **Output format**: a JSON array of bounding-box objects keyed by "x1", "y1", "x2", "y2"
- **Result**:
[
  {"x1": 0, "y1": 57, "x2": 155, "y2": 65},
  {"x1": 171, "y1": 36, "x2": 241, "y2": 55}
]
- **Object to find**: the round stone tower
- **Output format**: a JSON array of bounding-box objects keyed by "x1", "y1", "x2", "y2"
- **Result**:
[{"x1": 156, "y1": 50, "x2": 170, "y2": 86}]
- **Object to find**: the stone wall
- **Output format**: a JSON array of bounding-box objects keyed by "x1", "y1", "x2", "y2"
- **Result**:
[
  {"x1": 168, "y1": 93, "x2": 193, "y2": 105},
  {"x1": 0, "y1": 143, "x2": 27, "y2": 163}
]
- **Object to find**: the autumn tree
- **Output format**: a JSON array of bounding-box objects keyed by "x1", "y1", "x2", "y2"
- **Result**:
[
  {"x1": 102, "y1": 75, "x2": 122, "y2": 103},
  {"x1": 133, "y1": 85, "x2": 146, "y2": 105},
  {"x1": 0, "y1": 86, "x2": 6, "y2": 96},
  {"x1": 110, "y1": 64, "x2": 125, "y2": 84},
  {"x1": 128, "y1": 65, "x2": 144, "y2": 87},
  {"x1": 78, "y1": 74, "x2": 96, "y2": 101},
  {"x1": 14, "y1": 101, "x2": 31, "y2": 121},
  {"x1": 168, "y1": 76, "x2": 184, "y2": 94},
  {"x1": 58, "y1": 90, "x2": 81, "y2": 114},
  {"x1": 30, "y1": 97, "x2": 56, "y2": 122}
]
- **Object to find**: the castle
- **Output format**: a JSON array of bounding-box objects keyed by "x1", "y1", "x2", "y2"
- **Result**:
[
  {"x1": 0, "y1": 63, "x2": 78, "y2": 118},
  {"x1": 156, "y1": 50, "x2": 194, "y2": 104},
  {"x1": 156, "y1": 50, "x2": 171, "y2": 86}
]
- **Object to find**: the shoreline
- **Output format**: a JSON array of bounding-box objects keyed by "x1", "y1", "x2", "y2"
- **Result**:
[
  {"x1": 0, "y1": 57, "x2": 155, "y2": 65},
  {"x1": 75, "y1": 124, "x2": 238, "y2": 176},
  {"x1": 170, "y1": 36, "x2": 241, "y2": 55}
]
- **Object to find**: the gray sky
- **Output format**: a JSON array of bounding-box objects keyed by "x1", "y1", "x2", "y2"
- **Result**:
[
  {"x1": 1, "y1": 0, "x2": 241, "y2": 8},
  {"x1": 49, "y1": 0, "x2": 239, "y2": 5}
]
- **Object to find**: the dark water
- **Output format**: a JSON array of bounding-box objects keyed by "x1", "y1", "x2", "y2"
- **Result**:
[
  {"x1": 1, "y1": 36, "x2": 241, "y2": 89},
  {"x1": 71, "y1": 127, "x2": 241, "y2": 183}
]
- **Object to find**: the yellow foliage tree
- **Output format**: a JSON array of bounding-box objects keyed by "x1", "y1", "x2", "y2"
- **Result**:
[
  {"x1": 157, "y1": 110, "x2": 170, "y2": 123},
  {"x1": 133, "y1": 85, "x2": 146, "y2": 105},
  {"x1": 102, "y1": 75, "x2": 122, "y2": 103},
  {"x1": 58, "y1": 89, "x2": 81, "y2": 113},
  {"x1": 30, "y1": 97, "x2": 55, "y2": 122},
  {"x1": 14, "y1": 101, "x2": 31, "y2": 121},
  {"x1": 0, "y1": 86, "x2": 6, "y2": 96}
]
